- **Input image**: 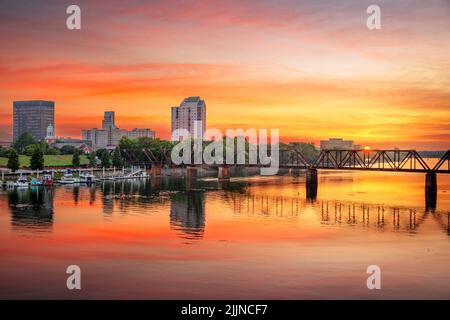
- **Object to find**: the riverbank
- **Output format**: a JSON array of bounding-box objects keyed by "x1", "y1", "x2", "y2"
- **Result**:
[{"x1": 0, "y1": 155, "x2": 89, "y2": 167}]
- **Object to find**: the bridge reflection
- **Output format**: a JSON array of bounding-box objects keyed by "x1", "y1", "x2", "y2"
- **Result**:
[{"x1": 228, "y1": 193, "x2": 450, "y2": 236}]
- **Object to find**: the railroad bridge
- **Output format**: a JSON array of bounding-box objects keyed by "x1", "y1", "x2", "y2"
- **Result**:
[{"x1": 120, "y1": 147, "x2": 450, "y2": 209}]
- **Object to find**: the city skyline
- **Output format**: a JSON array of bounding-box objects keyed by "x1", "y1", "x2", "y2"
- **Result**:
[{"x1": 0, "y1": 0, "x2": 449, "y2": 149}]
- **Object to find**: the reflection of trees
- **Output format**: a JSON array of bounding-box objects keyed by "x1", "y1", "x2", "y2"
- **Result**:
[
  {"x1": 99, "y1": 178, "x2": 185, "y2": 215},
  {"x1": 8, "y1": 187, "x2": 54, "y2": 234},
  {"x1": 170, "y1": 192, "x2": 205, "y2": 241}
]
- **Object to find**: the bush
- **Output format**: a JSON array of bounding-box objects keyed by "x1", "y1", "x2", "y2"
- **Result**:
[
  {"x1": 46, "y1": 147, "x2": 60, "y2": 155},
  {"x1": 60, "y1": 145, "x2": 77, "y2": 155}
]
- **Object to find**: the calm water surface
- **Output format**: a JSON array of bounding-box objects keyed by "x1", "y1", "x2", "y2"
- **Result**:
[{"x1": 0, "y1": 170, "x2": 449, "y2": 299}]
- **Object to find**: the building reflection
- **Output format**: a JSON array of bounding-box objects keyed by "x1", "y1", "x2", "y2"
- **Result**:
[
  {"x1": 7, "y1": 187, "x2": 54, "y2": 233},
  {"x1": 170, "y1": 192, "x2": 205, "y2": 241}
]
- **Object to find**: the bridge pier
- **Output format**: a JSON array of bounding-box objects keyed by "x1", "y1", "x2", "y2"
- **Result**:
[
  {"x1": 150, "y1": 165, "x2": 162, "y2": 177},
  {"x1": 186, "y1": 166, "x2": 198, "y2": 179},
  {"x1": 306, "y1": 168, "x2": 318, "y2": 201},
  {"x1": 218, "y1": 165, "x2": 231, "y2": 181},
  {"x1": 425, "y1": 172, "x2": 437, "y2": 210}
]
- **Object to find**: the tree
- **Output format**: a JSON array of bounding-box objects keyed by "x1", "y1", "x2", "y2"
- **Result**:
[
  {"x1": 0, "y1": 146, "x2": 11, "y2": 157},
  {"x1": 46, "y1": 147, "x2": 60, "y2": 155},
  {"x1": 30, "y1": 147, "x2": 44, "y2": 170},
  {"x1": 7, "y1": 148, "x2": 20, "y2": 172},
  {"x1": 72, "y1": 149, "x2": 80, "y2": 167},
  {"x1": 112, "y1": 147, "x2": 123, "y2": 168},
  {"x1": 101, "y1": 151, "x2": 111, "y2": 168},
  {"x1": 13, "y1": 132, "x2": 36, "y2": 154},
  {"x1": 24, "y1": 144, "x2": 39, "y2": 156},
  {"x1": 89, "y1": 150, "x2": 97, "y2": 167},
  {"x1": 60, "y1": 145, "x2": 77, "y2": 155}
]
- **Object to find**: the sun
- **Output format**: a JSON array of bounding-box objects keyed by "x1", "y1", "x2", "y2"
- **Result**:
[{"x1": 363, "y1": 146, "x2": 371, "y2": 151}]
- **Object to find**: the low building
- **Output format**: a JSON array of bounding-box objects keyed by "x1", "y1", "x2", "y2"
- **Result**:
[
  {"x1": 320, "y1": 138, "x2": 357, "y2": 150},
  {"x1": 53, "y1": 138, "x2": 93, "y2": 154}
]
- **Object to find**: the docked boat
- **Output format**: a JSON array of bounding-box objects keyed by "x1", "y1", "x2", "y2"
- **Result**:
[
  {"x1": 14, "y1": 175, "x2": 29, "y2": 188},
  {"x1": 79, "y1": 173, "x2": 95, "y2": 184},
  {"x1": 42, "y1": 174, "x2": 54, "y2": 187},
  {"x1": 60, "y1": 170, "x2": 77, "y2": 184},
  {"x1": 30, "y1": 178, "x2": 42, "y2": 186}
]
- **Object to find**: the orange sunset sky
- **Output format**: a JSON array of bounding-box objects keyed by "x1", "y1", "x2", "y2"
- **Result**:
[{"x1": 0, "y1": 0, "x2": 449, "y2": 149}]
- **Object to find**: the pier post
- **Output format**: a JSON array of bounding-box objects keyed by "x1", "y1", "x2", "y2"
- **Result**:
[
  {"x1": 186, "y1": 166, "x2": 198, "y2": 179},
  {"x1": 425, "y1": 172, "x2": 437, "y2": 210},
  {"x1": 218, "y1": 165, "x2": 231, "y2": 181},
  {"x1": 306, "y1": 168, "x2": 318, "y2": 201},
  {"x1": 150, "y1": 165, "x2": 162, "y2": 177},
  {"x1": 2, "y1": 169, "x2": 5, "y2": 182}
]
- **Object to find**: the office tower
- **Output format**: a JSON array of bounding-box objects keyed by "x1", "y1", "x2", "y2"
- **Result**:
[
  {"x1": 13, "y1": 100, "x2": 55, "y2": 142},
  {"x1": 102, "y1": 111, "x2": 116, "y2": 129},
  {"x1": 171, "y1": 96, "x2": 206, "y2": 141}
]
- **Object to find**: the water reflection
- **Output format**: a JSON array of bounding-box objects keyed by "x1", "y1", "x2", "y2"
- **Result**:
[
  {"x1": 229, "y1": 192, "x2": 450, "y2": 236},
  {"x1": 3, "y1": 176, "x2": 450, "y2": 239},
  {"x1": 170, "y1": 192, "x2": 205, "y2": 241},
  {"x1": 7, "y1": 187, "x2": 54, "y2": 234}
]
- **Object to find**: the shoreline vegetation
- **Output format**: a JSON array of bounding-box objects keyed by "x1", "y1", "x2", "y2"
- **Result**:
[{"x1": 0, "y1": 154, "x2": 89, "y2": 168}]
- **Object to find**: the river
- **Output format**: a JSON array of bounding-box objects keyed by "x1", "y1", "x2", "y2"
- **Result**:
[{"x1": 0, "y1": 169, "x2": 449, "y2": 299}]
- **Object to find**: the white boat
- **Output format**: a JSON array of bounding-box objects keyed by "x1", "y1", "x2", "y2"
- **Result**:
[
  {"x1": 60, "y1": 170, "x2": 76, "y2": 184},
  {"x1": 79, "y1": 173, "x2": 95, "y2": 184},
  {"x1": 14, "y1": 175, "x2": 29, "y2": 188}
]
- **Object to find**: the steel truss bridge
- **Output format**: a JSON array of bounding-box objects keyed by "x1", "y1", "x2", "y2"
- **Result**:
[
  {"x1": 279, "y1": 149, "x2": 449, "y2": 174},
  {"x1": 119, "y1": 147, "x2": 449, "y2": 174}
]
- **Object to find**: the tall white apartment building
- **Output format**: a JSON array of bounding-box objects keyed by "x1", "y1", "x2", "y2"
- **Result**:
[{"x1": 171, "y1": 96, "x2": 206, "y2": 141}]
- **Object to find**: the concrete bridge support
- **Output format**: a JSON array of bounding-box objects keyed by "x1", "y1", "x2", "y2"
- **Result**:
[
  {"x1": 425, "y1": 172, "x2": 437, "y2": 210},
  {"x1": 306, "y1": 168, "x2": 318, "y2": 201},
  {"x1": 218, "y1": 166, "x2": 231, "y2": 181}
]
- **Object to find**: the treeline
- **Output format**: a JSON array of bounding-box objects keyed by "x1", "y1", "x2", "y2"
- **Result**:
[{"x1": 1, "y1": 133, "x2": 320, "y2": 172}]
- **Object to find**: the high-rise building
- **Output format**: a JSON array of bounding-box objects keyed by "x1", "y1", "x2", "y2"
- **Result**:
[
  {"x1": 13, "y1": 100, "x2": 55, "y2": 142},
  {"x1": 102, "y1": 111, "x2": 116, "y2": 129},
  {"x1": 82, "y1": 111, "x2": 156, "y2": 150},
  {"x1": 171, "y1": 96, "x2": 206, "y2": 141}
]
